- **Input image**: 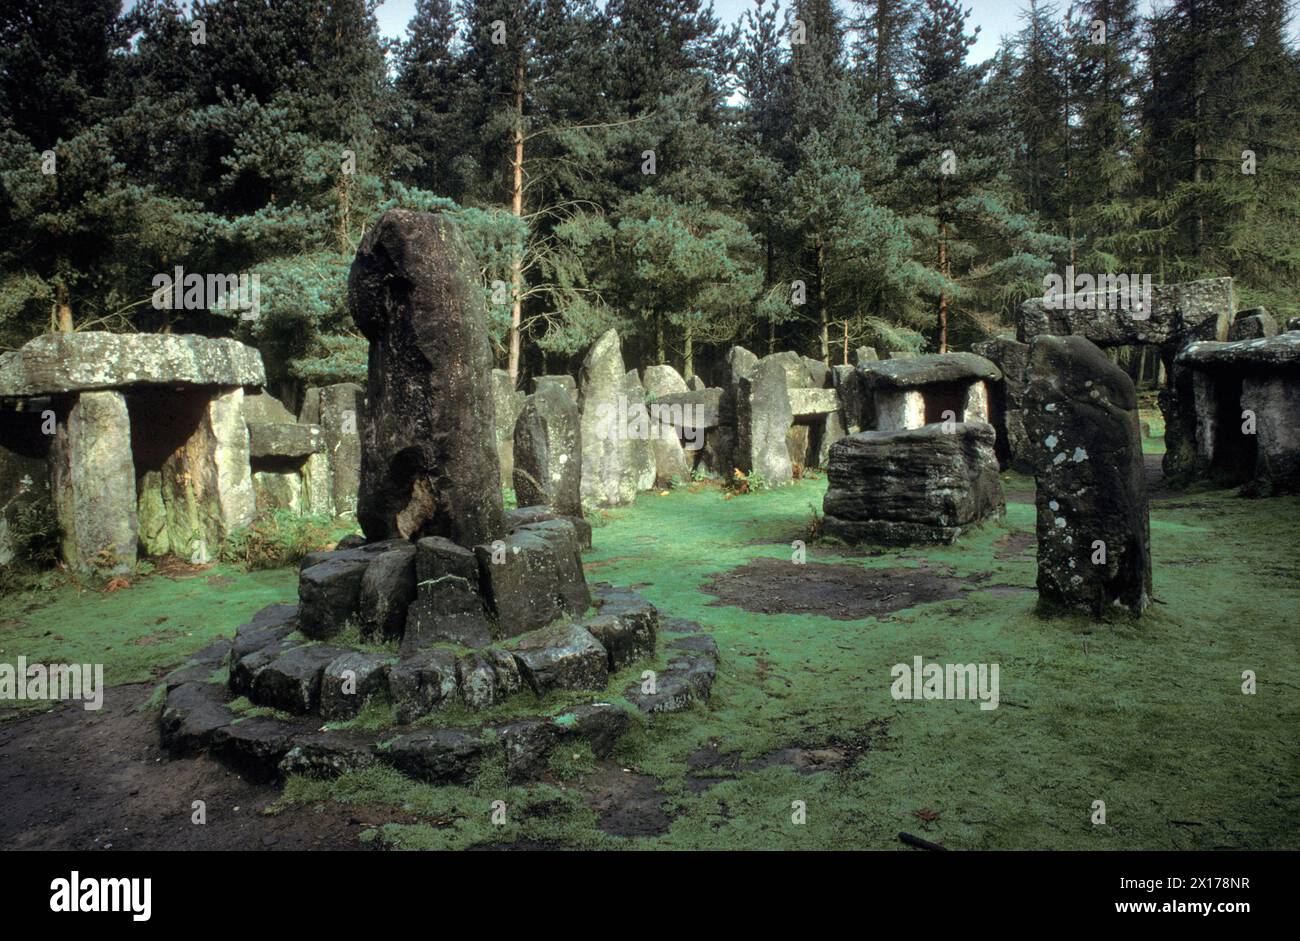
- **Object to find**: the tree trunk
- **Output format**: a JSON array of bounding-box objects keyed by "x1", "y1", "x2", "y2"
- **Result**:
[
  {"x1": 937, "y1": 177, "x2": 949, "y2": 354},
  {"x1": 765, "y1": 228, "x2": 775, "y2": 354},
  {"x1": 938, "y1": 230, "x2": 949, "y2": 355},
  {"x1": 507, "y1": 55, "x2": 525, "y2": 382},
  {"x1": 817, "y1": 241, "x2": 829, "y2": 363},
  {"x1": 684, "y1": 327, "x2": 694, "y2": 380},
  {"x1": 54, "y1": 281, "x2": 73, "y2": 333},
  {"x1": 655, "y1": 310, "x2": 665, "y2": 364}
]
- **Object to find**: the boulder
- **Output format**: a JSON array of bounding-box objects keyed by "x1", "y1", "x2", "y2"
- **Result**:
[
  {"x1": 319, "y1": 652, "x2": 392, "y2": 721},
  {"x1": 456, "y1": 650, "x2": 505, "y2": 709},
  {"x1": 159, "y1": 682, "x2": 234, "y2": 756},
  {"x1": 243, "y1": 390, "x2": 296, "y2": 424},
  {"x1": 382, "y1": 728, "x2": 486, "y2": 784},
  {"x1": 0, "y1": 332, "x2": 265, "y2": 397},
  {"x1": 388, "y1": 647, "x2": 459, "y2": 722},
  {"x1": 624, "y1": 634, "x2": 719, "y2": 714},
  {"x1": 1018, "y1": 277, "x2": 1233, "y2": 351},
  {"x1": 1228, "y1": 308, "x2": 1279, "y2": 342},
  {"x1": 581, "y1": 600, "x2": 657, "y2": 672},
  {"x1": 251, "y1": 644, "x2": 351, "y2": 715},
  {"x1": 832, "y1": 365, "x2": 866, "y2": 432},
  {"x1": 822, "y1": 424, "x2": 1004, "y2": 545},
  {"x1": 211, "y1": 716, "x2": 307, "y2": 783},
  {"x1": 505, "y1": 505, "x2": 592, "y2": 550},
  {"x1": 511, "y1": 623, "x2": 609, "y2": 695},
  {"x1": 512, "y1": 382, "x2": 582, "y2": 517},
  {"x1": 1023, "y1": 335, "x2": 1151, "y2": 615},
  {"x1": 857, "y1": 352, "x2": 1001, "y2": 391},
  {"x1": 251, "y1": 470, "x2": 301, "y2": 513},
  {"x1": 298, "y1": 556, "x2": 371, "y2": 639},
  {"x1": 403, "y1": 536, "x2": 493, "y2": 650},
  {"x1": 358, "y1": 541, "x2": 417, "y2": 640},
  {"x1": 230, "y1": 603, "x2": 300, "y2": 663},
  {"x1": 476, "y1": 518, "x2": 591, "y2": 638},
  {"x1": 349, "y1": 209, "x2": 504, "y2": 546},
  {"x1": 247, "y1": 422, "x2": 323, "y2": 459},
  {"x1": 642, "y1": 364, "x2": 689, "y2": 398},
  {"x1": 279, "y1": 730, "x2": 378, "y2": 778},
  {"x1": 497, "y1": 718, "x2": 564, "y2": 782},
  {"x1": 786, "y1": 387, "x2": 840, "y2": 417},
  {"x1": 533, "y1": 374, "x2": 577, "y2": 397}
]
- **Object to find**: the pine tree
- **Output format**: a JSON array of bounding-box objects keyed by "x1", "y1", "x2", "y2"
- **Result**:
[{"x1": 895, "y1": 0, "x2": 1064, "y2": 350}]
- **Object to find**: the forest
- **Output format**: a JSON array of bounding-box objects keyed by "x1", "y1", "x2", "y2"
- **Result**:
[{"x1": 2, "y1": 0, "x2": 1297, "y2": 397}]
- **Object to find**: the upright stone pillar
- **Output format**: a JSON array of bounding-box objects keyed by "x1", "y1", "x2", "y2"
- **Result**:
[
  {"x1": 349, "y1": 210, "x2": 504, "y2": 545},
  {"x1": 208, "y1": 387, "x2": 256, "y2": 537},
  {"x1": 51, "y1": 391, "x2": 137, "y2": 573},
  {"x1": 1023, "y1": 336, "x2": 1151, "y2": 616}
]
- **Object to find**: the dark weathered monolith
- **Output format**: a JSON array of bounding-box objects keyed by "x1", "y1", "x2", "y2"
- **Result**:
[
  {"x1": 1023, "y1": 335, "x2": 1151, "y2": 616},
  {"x1": 349, "y1": 210, "x2": 503, "y2": 546}
]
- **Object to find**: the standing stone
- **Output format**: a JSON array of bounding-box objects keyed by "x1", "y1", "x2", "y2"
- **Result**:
[
  {"x1": 832, "y1": 364, "x2": 866, "y2": 432},
  {"x1": 0, "y1": 408, "x2": 52, "y2": 568},
  {"x1": 492, "y1": 369, "x2": 525, "y2": 487},
  {"x1": 1023, "y1": 336, "x2": 1151, "y2": 616},
  {"x1": 349, "y1": 210, "x2": 504, "y2": 546},
  {"x1": 735, "y1": 355, "x2": 794, "y2": 485},
  {"x1": 973, "y1": 337, "x2": 1032, "y2": 471},
  {"x1": 579, "y1": 329, "x2": 638, "y2": 507},
  {"x1": 50, "y1": 391, "x2": 137, "y2": 574},
  {"x1": 642, "y1": 364, "x2": 689, "y2": 398},
  {"x1": 533, "y1": 374, "x2": 577, "y2": 398},
  {"x1": 1227, "y1": 308, "x2": 1279, "y2": 342},
  {"x1": 623, "y1": 370, "x2": 657, "y2": 491},
  {"x1": 512, "y1": 382, "x2": 582, "y2": 517},
  {"x1": 301, "y1": 383, "x2": 364, "y2": 517}
]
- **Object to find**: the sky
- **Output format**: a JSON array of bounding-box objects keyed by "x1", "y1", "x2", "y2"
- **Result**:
[{"x1": 372, "y1": 0, "x2": 1039, "y2": 63}]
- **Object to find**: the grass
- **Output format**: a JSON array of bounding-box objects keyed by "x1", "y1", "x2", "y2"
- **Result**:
[{"x1": 3, "y1": 436, "x2": 1297, "y2": 849}]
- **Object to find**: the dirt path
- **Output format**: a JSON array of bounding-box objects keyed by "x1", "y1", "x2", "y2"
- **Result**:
[{"x1": 0, "y1": 683, "x2": 376, "y2": 850}]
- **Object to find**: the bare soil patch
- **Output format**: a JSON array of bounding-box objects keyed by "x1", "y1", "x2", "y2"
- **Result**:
[
  {"x1": 573, "y1": 761, "x2": 671, "y2": 837},
  {"x1": 701, "y1": 558, "x2": 966, "y2": 620},
  {"x1": 686, "y1": 723, "x2": 885, "y2": 793},
  {"x1": 993, "y1": 531, "x2": 1036, "y2": 561},
  {"x1": 0, "y1": 682, "x2": 376, "y2": 850}
]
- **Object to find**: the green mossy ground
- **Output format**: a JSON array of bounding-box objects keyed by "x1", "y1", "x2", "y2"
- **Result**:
[{"x1": 3, "y1": 425, "x2": 1296, "y2": 850}]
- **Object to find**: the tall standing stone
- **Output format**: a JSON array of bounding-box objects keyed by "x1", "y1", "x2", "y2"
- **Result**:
[
  {"x1": 50, "y1": 391, "x2": 137, "y2": 574},
  {"x1": 579, "y1": 329, "x2": 638, "y2": 507},
  {"x1": 349, "y1": 210, "x2": 503, "y2": 545},
  {"x1": 492, "y1": 369, "x2": 525, "y2": 486},
  {"x1": 1023, "y1": 336, "x2": 1151, "y2": 616},
  {"x1": 513, "y1": 382, "x2": 582, "y2": 517},
  {"x1": 735, "y1": 354, "x2": 794, "y2": 485},
  {"x1": 300, "y1": 382, "x2": 364, "y2": 516}
]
